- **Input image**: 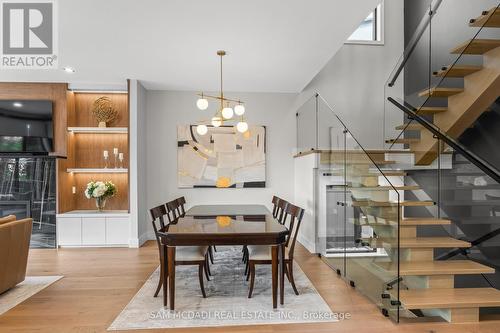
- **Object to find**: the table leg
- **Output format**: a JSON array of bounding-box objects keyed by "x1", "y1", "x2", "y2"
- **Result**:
[
  {"x1": 279, "y1": 244, "x2": 285, "y2": 305},
  {"x1": 162, "y1": 244, "x2": 168, "y2": 306},
  {"x1": 271, "y1": 245, "x2": 278, "y2": 309},
  {"x1": 167, "y1": 246, "x2": 176, "y2": 310}
]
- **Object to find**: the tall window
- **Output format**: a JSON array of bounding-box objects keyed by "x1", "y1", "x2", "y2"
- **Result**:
[{"x1": 347, "y1": 3, "x2": 383, "y2": 44}]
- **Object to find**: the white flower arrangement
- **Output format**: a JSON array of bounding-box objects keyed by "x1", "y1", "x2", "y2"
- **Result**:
[{"x1": 85, "y1": 181, "x2": 117, "y2": 199}]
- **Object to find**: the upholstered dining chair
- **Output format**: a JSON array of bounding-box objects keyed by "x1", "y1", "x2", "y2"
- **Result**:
[
  {"x1": 150, "y1": 203, "x2": 210, "y2": 299},
  {"x1": 246, "y1": 203, "x2": 305, "y2": 297},
  {"x1": 243, "y1": 196, "x2": 288, "y2": 275}
]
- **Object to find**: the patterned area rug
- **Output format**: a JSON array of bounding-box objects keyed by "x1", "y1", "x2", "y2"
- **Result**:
[
  {"x1": 109, "y1": 246, "x2": 337, "y2": 330},
  {"x1": 0, "y1": 276, "x2": 63, "y2": 315}
]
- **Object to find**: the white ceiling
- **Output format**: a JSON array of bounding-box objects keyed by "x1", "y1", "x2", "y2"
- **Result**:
[{"x1": 0, "y1": 0, "x2": 379, "y2": 92}]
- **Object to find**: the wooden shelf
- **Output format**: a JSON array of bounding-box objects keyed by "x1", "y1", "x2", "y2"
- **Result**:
[
  {"x1": 67, "y1": 168, "x2": 128, "y2": 174},
  {"x1": 68, "y1": 127, "x2": 128, "y2": 134}
]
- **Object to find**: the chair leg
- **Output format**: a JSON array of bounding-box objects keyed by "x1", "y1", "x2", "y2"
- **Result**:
[
  {"x1": 244, "y1": 260, "x2": 249, "y2": 276},
  {"x1": 198, "y1": 263, "x2": 207, "y2": 298},
  {"x1": 248, "y1": 262, "x2": 256, "y2": 298},
  {"x1": 208, "y1": 246, "x2": 214, "y2": 264},
  {"x1": 204, "y1": 255, "x2": 211, "y2": 281},
  {"x1": 154, "y1": 259, "x2": 163, "y2": 297},
  {"x1": 213, "y1": 245, "x2": 217, "y2": 252},
  {"x1": 284, "y1": 262, "x2": 290, "y2": 282},
  {"x1": 288, "y1": 261, "x2": 299, "y2": 295}
]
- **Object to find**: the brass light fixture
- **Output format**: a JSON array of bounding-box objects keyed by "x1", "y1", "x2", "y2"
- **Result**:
[{"x1": 195, "y1": 50, "x2": 248, "y2": 135}]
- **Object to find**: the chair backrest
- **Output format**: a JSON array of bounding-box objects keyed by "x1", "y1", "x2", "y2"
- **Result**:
[
  {"x1": 272, "y1": 196, "x2": 280, "y2": 218},
  {"x1": 166, "y1": 199, "x2": 181, "y2": 222},
  {"x1": 176, "y1": 196, "x2": 187, "y2": 216},
  {"x1": 149, "y1": 204, "x2": 168, "y2": 244},
  {"x1": 276, "y1": 198, "x2": 288, "y2": 224},
  {"x1": 281, "y1": 203, "x2": 305, "y2": 259},
  {"x1": 486, "y1": 194, "x2": 500, "y2": 216}
]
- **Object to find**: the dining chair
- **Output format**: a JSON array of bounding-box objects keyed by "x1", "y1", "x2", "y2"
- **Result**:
[
  {"x1": 150, "y1": 204, "x2": 210, "y2": 299},
  {"x1": 243, "y1": 196, "x2": 288, "y2": 274},
  {"x1": 246, "y1": 203, "x2": 305, "y2": 298}
]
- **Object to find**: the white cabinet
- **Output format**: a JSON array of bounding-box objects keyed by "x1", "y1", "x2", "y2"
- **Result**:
[
  {"x1": 82, "y1": 217, "x2": 106, "y2": 245},
  {"x1": 105, "y1": 217, "x2": 130, "y2": 245},
  {"x1": 56, "y1": 211, "x2": 130, "y2": 247},
  {"x1": 57, "y1": 217, "x2": 82, "y2": 246}
]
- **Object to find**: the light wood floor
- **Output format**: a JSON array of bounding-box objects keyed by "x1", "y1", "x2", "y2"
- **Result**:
[{"x1": 1, "y1": 241, "x2": 500, "y2": 333}]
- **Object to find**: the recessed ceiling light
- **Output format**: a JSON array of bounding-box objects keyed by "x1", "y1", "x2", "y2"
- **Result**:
[
  {"x1": 13, "y1": 102, "x2": 23, "y2": 108},
  {"x1": 63, "y1": 66, "x2": 75, "y2": 73}
]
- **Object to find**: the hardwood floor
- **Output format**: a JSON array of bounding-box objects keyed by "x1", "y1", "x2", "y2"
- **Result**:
[{"x1": 1, "y1": 241, "x2": 499, "y2": 332}]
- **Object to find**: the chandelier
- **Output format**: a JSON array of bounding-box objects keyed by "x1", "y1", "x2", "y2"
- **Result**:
[{"x1": 195, "y1": 50, "x2": 248, "y2": 135}]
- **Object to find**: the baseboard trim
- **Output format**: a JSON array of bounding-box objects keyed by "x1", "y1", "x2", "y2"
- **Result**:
[{"x1": 297, "y1": 234, "x2": 316, "y2": 253}]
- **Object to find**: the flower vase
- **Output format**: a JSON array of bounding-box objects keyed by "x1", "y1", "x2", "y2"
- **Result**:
[{"x1": 96, "y1": 197, "x2": 107, "y2": 211}]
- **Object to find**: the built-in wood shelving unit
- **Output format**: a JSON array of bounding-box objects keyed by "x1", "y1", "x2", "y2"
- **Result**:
[{"x1": 57, "y1": 90, "x2": 130, "y2": 213}]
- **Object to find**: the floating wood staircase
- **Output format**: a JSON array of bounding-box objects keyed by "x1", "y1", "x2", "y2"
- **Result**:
[{"x1": 386, "y1": 6, "x2": 500, "y2": 165}]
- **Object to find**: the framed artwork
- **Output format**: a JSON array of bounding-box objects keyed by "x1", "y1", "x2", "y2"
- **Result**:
[{"x1": 177, "y1": 125, "x2": 266, "y2": 188}]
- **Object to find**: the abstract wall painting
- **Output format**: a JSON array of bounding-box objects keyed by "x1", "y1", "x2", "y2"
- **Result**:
[{"x1": 177, "y1": 125, "x2": 266, "y2": 188}]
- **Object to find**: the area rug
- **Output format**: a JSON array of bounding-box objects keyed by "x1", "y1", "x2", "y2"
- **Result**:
[
  {"x1": 0, "y1": 276, "x2": 63, "y2": 315},
  {"x1": 109, "y1": 247, "x2": 339, "y2": 330}
]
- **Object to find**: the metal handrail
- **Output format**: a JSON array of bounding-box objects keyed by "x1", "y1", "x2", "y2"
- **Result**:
[
  {"x1": 387, "y1": 0, "x2": 443, "y2": 87},
  {"x1": 387, "y1": 97, "x2": 500, "y2": 184}
]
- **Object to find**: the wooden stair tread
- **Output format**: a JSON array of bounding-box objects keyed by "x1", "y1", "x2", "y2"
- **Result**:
[
  {"x1": 418, "y1": 87, "x2": 464, "y2": 97},
  {"x1": 350, "y1": 185, "x2": 419, "y2": 191},
  {"x1": 378, "y1": 260, "x2": 494, "y2": 276},
  {"x1": 352, "y1": 200, "x2": 434, "y2": 207},
  {"x1": 396, "y1": 288, "x2": 500, "y2": 309},
  {"x1": 346, "y1": 160, "x2": 396, "y2": 165},
  {"x1": 416, "y1": 106, "x2": 448, "y2": 115},
  {"x1": 395, "y1": 123, "x2": 423, "y2": 131},
  {"x1": 386, "y1": 138, "x2": 420, "y2": 144},
  {"x1": 469, "y1": 7, "x2": 500, "y2": 28},
  {"x1": 451, "y1": 39, "x2": 500, "y2": 55},
  {"x1": 433, "y1": 65, "x2": 483, "y2": 78},
  {"x1": 399, "y1": 237, "x2": 471, "y2": 248},
  {"x1": 401, "y1": 218, "x2": 451, "y2": 225}
]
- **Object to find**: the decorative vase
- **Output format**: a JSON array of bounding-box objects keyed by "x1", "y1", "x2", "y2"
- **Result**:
[{"x1": 96, "y1": 197, "x2": 107, "y2": 211}]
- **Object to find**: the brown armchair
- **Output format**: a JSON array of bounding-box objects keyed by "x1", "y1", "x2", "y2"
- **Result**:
[{"x1": 0, "y1": 216, "x2": 33, "y2": 294}]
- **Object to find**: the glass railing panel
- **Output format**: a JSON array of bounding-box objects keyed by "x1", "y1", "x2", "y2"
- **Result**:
[
  {"x1": 312, "y1": 95, "x2": 401, "y2": 322},
  {"x1": 385, "y1": 0, "x2": 500, "y2": 152},
  {"x1": 296, "y1": 95, "x2": 318, "y2": 154}
]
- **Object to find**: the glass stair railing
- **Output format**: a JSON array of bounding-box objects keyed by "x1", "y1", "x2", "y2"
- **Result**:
[
  {"x1": 380, "y1": 0, "x2": 500, "y2": 323},
  {"x1": 297, "y1": 93, "x2": 403, "y2": 322}
]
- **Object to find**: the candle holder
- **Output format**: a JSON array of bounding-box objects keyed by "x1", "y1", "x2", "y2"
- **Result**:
[
  {"x1": 103, "y1": 150, "x2": 109, "y2": 168},
  {"x1": 118, "y1": 153, "x2": 124, "y2": 169},
  {"x1": 113, "y1": 148, "x2": 119, "y2": 169}
]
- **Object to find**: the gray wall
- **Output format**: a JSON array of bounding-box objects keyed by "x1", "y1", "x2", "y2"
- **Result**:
[
  {"x1": 145, "y1": 90, "x2": 297, "y2": 239},
  {"x1": 294, "y1": 0, "x2": 405, "y2": 149}
]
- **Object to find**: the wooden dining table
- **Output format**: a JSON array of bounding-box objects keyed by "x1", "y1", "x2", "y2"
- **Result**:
[{"x1": 157, "y1": 204, "x2": 289, "y2": 310}]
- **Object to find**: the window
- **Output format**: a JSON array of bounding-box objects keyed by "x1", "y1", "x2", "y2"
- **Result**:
[{"x1": 346, "y1": 2, "x2": 383, "y2": 44}]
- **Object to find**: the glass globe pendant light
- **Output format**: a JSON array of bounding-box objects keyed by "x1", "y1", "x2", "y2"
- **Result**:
[
  {"x1": 194, "y1": 51, "x2": 249, "y2": 131},
  {"x1": 211, "y1": 116, "x2": 222, "y2": 127},
  {"x1": 236, "y1": 121, "x2": 248, "y2": 133},
  {"x1": 234, "y1": 103, "x2": 245, "y2": 116},
  {"x1": 196, "y1": 93, "x2": 209, "y2": 110},
  {"x1": 222, "y1": 103, "x2": 234, "y2": 119},
  {"x1": 196, "y1": 124, "x2": 208, "y2": 135}
]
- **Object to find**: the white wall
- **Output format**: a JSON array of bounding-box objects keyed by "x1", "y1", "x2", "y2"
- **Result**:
[
  {"x1": 294, "y1": 0, "x2": 404, "y2": 149},
  {"x1": 145, "y1": 90, "x2": 297, "y2": 239},
  {"x1": 129, "y1": 79, "x2": 149, "y2": 247}
]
